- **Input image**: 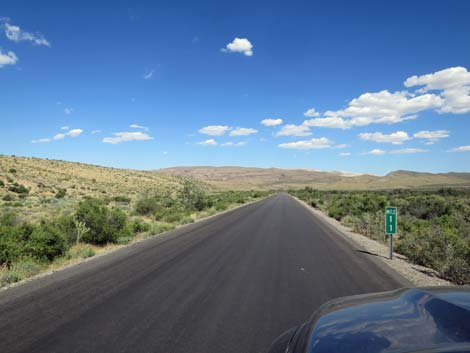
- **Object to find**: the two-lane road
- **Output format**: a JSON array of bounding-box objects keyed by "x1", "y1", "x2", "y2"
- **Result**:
[{"x1": 0, "y1": 193, "x2": 406, "y2": 353}]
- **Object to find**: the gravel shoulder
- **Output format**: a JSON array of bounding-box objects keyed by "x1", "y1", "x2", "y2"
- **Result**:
[{"x1": 293, "y1": 196, "x2": 452, "y2": 287}]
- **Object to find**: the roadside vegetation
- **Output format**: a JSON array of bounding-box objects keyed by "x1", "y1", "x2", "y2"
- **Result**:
[
  {"x1": 0, "y1": 156, "x2": 270, "y2": 287},
  {"x1": 289, "y1": 188, "x2": 470, "y2": 284}
]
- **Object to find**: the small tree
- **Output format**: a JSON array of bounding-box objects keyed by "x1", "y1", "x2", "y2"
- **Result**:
[{"x1": 74, "y1": 218, "x2": 90, "y2": 245}]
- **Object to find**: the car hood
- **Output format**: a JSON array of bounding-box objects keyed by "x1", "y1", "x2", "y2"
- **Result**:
[{"x1": 303, "y1": 287, "x2": 470, "y2": 353}]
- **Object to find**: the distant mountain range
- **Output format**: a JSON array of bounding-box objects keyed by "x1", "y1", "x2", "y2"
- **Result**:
[{"x1": 158, "y1": 166, "x2": 470, "y2": 190}]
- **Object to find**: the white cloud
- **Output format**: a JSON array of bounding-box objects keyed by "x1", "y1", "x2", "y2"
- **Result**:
[
  {"x1": 229, "y1": 127, "x2": 258, "y2": 136},
  {"x1": 359, "y1": 131, "x2": 411, "y2": 144},
  {"x1": 303, "y1": 116, "x2": 351, "y2": 129},
  {"x1": 339, "y1": 152, "x2": 351, "y2": 156},
  {"x1": 91, "y1": 130, "x2": 101, "y2": 134},
  {"x1": 312, "y1": 90, "x2": 442, "y2": 129},
  {"x1": 67, "y1": 129, "x2": 83, "y2": 137},
  {"x1": 278, "y1": 137, "x2": 332, "y2": 150},
  {"x1": 60, "y1": 126, "x2": 70, "y2": 130},
  {"x1": 413, "y1": 130, "x2": 449, "y2": 144},
  {"x1": 389, "y1": 148, "x2": 428, "y2": 154},
  {"x1": 198, "y1": 125, "x2": 230, "y2": 136},
  {"x1": 103, "y1": 131, "x2": 153, "y2": 144},
  {"x1": 333, "y1": 144, "x2": 348, "y2": 149},
  {"x1": 261, "y1": 118, "x2": 283, "y2": 126},
  {"x1": 0, "y1": 49, "x2": 18, "y2": 67},
  {"x1": 404, "y1": 66, "x2": 470, "y2": 114},
  {"x1": 4, "y1": 23, "x2": 50, "y2": 47},
  {"x1": 130, "y1": 124, "x2": 149, "y2": 131},
  {"x1": 53, "y1": 133, "x2": 65, "y2": 140},
  {"x1": 31, "y1": 138, "x2": 51, "y2": 143},
  {"x1": 276, "y1": 124, "x2": 312, "y2": 137},
  {"x1": 448, "y1": 145, "x2": 470, "y2": 153},
  {"x1": 64, "y1": 107, "x2": 73, "y2": 115},
  {"x1": 303, "y1": 108, "x2": 320, "y2": 117},
  {"x1": 143, "y1": 69, "x2": 154, "y2": 80},
  {"x1": 197, "y1": 139, "x2": 217, "y2": 146},
  {"x1": 221, "y1": 141, "x2": 247, "y2": 147},
  {"x1": 221, "y1": 37, "x2": 253, "y2": 56},
  {"x1": 362, "y1": 149, "x2": 386, "y2": 155}
]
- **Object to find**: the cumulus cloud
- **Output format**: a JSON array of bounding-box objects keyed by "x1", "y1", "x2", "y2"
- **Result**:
[
  {"x1": 303, "y1": 108, "x2": 320, "y2": 117},
  {"x1": 359, "y1": 131, "x2": 411, "y2": 144},
  {"x1": 130, "y1": 124, "x2": 149, "y2": 131},
  {"x1": 0, "y1": 49, "x2": 18, "y2": 67},
  {"x1": 199, "y1": 125, "x2": 230, "y2": 136},
  {"x1": 261, "y1": 118, "x2": 283, "y2": 126},
  {"x1": 404, "y1": 66, "x2": 470, "y2": 114},
  {"x1": 333, "y1": 144, "x2": 348, "y2": 149},
  {"x1": 103, "y1": 131, "x2": 153, "y2": 144},
  {"x1": 276, "y1": 124, "x2": 312, "y2": 137},
  {"x1": 278, "y1": 137, "x2": 332, "y2": 150},
  {"x1": 221, "y1": 37, "x2": 253, "y2": 56},
  {"x1": 67, "y1": 129, "x2": 83, "y2": 137},
  {"x1": 60, "y1": 126, "x2": 70, "y2": 130},
  {"x1": 229, "y1": 127, "x2": 258, "y2": 136},
  {"x1": 448, "y1": 145, "x2": 470, "y2": 152},
  {"x1": 64, "y1": 107, "x2": 73, "y2": 115},
  {"x1": 4, "y1": 22, "x2": 50, "y2": 47},
  {"x1": 362, "y1": 149, "x2": 386, "y2": 155},
  {"x1": 389, "y1": 148, "x2": 428, "y2": 154},
  {"x1": 53, "y1": 133, "x2": 65, "y2": 140},
  {"x1": 304, "y1": 90, "x2": 441, "y2": 129},
  {"x1": 413, "y1": 130, "x2": 449, "y2": 144},
  {"x1": 221, "y1": 141, "x2": 247, "y2": 147},
  {"x1": 197, "y1": 139, "x2": 217, "y2": 146}
]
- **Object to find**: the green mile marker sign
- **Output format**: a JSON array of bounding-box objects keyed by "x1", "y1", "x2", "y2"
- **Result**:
[{"x1": 385, "y1": 207, "x2": 397, "y2": 235}]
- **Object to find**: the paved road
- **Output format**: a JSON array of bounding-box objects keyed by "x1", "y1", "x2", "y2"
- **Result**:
[{"x1": 0, "y1": 193, "x2": 407, "y2": 353}]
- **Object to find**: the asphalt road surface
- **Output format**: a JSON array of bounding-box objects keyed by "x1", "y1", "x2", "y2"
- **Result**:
[{"x1": 0, "y1": 193, "x2": 407, "y2": 353}]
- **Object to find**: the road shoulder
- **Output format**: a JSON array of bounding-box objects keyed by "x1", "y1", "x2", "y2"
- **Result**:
[{"x1": 291, "y1": 195, "x2": 452, "y2": 287}]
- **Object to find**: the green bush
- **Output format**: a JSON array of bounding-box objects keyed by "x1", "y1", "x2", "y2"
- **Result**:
[
  {"x1": 8, "y1": 183, "x2": 29, "y2": 195},
  {"x1": 28, "y1": 221, "x2": 68, "y2": 261},
  {"x1": 55, "y1": 188, "x2": 67, "y2": 199},
  {"x1": 8, "y1": 168, "x2": 17, "y2": 174},
  {"x1": 131, "y1": 218, "x2": 151, "y2": 233},
  {"x1": 0, "y1": 257, "x2": 42, "y2": 286},
  {"x1": 112, "y1": 195, "x2": 131, "y2": 203},
  {"x1": 75, "y1": 198, "x2": 131, "y2": 244},
  {"x1": 0, "y1": 180, "x2": 4, "y2": 187},
  {"x1": 2, "y1": 194, "x2": 14, "y2": 202},
  {"x1": 65, "y1": 244, "x2": 96, "y2": 259},
  {"x1": 135, "y1": 197, "x2": 162, "y2": 216}
]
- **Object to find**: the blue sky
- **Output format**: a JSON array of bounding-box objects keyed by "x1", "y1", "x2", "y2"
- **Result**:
[{"x1": 1, "y1": 0, "x2": 469, "y2": 175}]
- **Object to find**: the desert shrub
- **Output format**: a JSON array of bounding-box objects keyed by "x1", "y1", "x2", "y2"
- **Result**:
[
  {"x1": 135, "y1": 197, "x2": 162, "y2": 216},
  {"x1": 179, "y1": 180, "x2": 208, "y2": 211},
  {"x1": 27, "y1": 221, "x2": 68, "y2": 261},
  {"x1": 55, "y1": 188, "x2": 67, "y2": 199},
  {"x1": 131, "y1": 218, "x2": 151, "y2": 233},
  {"x1": 116, "y1": 236, "x2": 133, "y2": 244},
  {"x1": 8, "y1": 168, "x2": 16, "y2": 174},
  {"x1": 8, "y1": 183, "x2": 29, "y2": 195},
  {"x1": 0, "y1": 180, "x2": 4, "y2": 187},
  {"x1": 0, "y1": 257, "x2": 42, "y2": 286},
  {"x1": 75, "y1": 198, "x2": 131, "y2": 244},
  {"x1": 2, "y1": 195, "x2": 14, "y2": 202},
  {"x1": 112, "y1": 195, "x2": 131, "y2": 203},
  {"x1": 65, "y1": 244, "x2": 96, "y2": 260}
]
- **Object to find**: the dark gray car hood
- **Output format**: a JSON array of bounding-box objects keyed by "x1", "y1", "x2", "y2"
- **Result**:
[{"x1": 303, "y1": 287, "x2": 470, "y2": 353}]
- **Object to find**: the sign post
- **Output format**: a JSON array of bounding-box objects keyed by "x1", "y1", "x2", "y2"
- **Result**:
[{"x1": 385, "y1": 207, "x2": 397, "y2": 259}]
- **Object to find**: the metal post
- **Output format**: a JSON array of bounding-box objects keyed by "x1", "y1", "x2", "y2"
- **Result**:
[{"x1": 389, "y1": 234, "x2": 393, "y2": 260}]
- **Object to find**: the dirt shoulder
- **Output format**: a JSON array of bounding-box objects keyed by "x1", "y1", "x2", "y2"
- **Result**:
[{"x1": 293, "y1": 196, "x2": 452, "y2": 287}]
